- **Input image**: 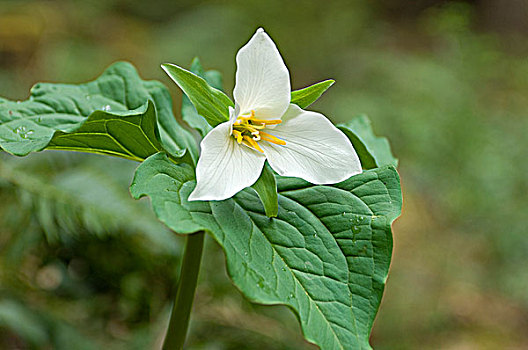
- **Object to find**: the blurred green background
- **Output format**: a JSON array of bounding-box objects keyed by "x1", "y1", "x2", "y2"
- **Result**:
[{"x1": 1, "y1": 0, "x2": 527, "y2": 349}]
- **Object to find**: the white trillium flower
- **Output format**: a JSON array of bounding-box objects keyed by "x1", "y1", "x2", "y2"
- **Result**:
[{"x1": 188, "y1": 28, "x2": 362, "y2": 201}]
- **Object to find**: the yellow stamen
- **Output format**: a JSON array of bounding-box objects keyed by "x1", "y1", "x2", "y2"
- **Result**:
[
  {"x1": 243, "y1": 135, "x2": 264, "y2": 153},
  {"x1": 231, "y1": 110, "x2": 286, "y2": 150},
  {"x1": 232, "y1": 129, "x2": 243, "y2": 143},
  {"x1": 255, "y1": 118, "x2": 282, "y2": 125},
  {"x1": 237, "y1": 116, "x2": 282, "y2": 126},
  {"x1": 245, "y1": 124, "x2": 265, "y2": 133},
  {"x1": 259, "y1": 131, "x2": 286, "y2": 145}
]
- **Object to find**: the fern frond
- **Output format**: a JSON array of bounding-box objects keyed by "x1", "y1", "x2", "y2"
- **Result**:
[{"x1": 0, "y1": 152, "x2": 178, "y2": 255}]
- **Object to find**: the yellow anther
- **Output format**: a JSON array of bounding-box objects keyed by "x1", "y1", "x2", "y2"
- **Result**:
[
  {"x1": 253, "y1": 118, "x2": 282, "y2": 125},
  {"x1": 245, "y1": 125, "x2": 265, "y2": 133},
  {"x1": 259, "y1": 131, "x2": 286, "y2": 145},
  {"x1": 243, "y1": 135, "x2": 264, "y2": 153},
  {"x1": 237, "y1": 116, "x2": 282, "y2": 126},
  {"x1": 231, "y1": 110, "x2": 286, "y2": 150},
  {"x1": 232, "y1": 129, "x2": 243, "y2": 143}
]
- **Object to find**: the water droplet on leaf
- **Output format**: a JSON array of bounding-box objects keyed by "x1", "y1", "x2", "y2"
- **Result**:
[{"x1": 13, "y1": 126, "x2": 30, "y2": 139}]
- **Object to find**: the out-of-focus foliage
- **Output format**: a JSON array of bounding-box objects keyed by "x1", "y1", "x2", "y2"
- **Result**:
[
  {"x1": 0, "y1": 152, "x2": 180, "y2": 349},
  {"x1": 1, "y1": 0, "x2": 527, "y2": 349}
]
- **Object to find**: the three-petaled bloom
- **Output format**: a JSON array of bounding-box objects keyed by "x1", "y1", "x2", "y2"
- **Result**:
[{"x1": 188, "y1": 28, "x2": 362, "y2": 201}]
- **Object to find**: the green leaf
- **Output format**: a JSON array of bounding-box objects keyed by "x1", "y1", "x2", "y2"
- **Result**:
[
  {"x1": 204, "y1": 70, "x2": 223, "y2": 91},
  {"x1": 189, "y1": 57, "x2": 206, "y2": 77},
  {"x1": 162, "y1": 63, "x2": 233, "y2": 128},
  {"x1": 291, "y1": 80, "x2": 335, "y2": 109},
  {"x1": 338, "y1": 115, "x2": 398, "y2": 169},
  {"x1": 0, "y1": 62, "x2": 197, "y2": 162},
  {"x1": 251, "y1": 163, "x2": 278, "y2": 218},
  {"x1": 130, "y1": 152, "x2": 402, "y2": 350},
  {"x1": 45, "y1": 101, "x2": 160, "y2": 161},
  {"x1": 143, "y1": 78, "x2": 198, "y2": 164},
  {"x1": 181, "y1": 58, "x2": 225, "y2": 137}
]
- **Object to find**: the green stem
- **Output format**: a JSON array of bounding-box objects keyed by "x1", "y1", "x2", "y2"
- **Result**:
[{"x1": 163, "y1": 231, "x2": 205, "y2": 350}]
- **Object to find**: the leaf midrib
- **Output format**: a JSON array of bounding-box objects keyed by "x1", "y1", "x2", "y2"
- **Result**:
[
  {"x1": 230, "y1": 195, "x2": 350, "y2": 350},
  {"x1": 277, "y1": 193, "x2": 364, "y2": 347},
  {"x1": 48, "y1": 106, "x2": 160, "y2": 162},
  {"x1": 281, "y1": 184, "x2": 381, "y2": 345}
]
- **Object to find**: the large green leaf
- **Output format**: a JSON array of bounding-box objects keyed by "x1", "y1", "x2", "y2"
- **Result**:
[
  {"x1": 0, "y1": 62, "x2": 197, "y2": 162},
  {"x1": 130, "y1": 152, "x2": 401, "y2": 350},
  {"x1": 162, "y1": 63, "x2": 233, "y2": 128},
  {"x1": 44, "y1": 101, "x2": 160, "y2": 161},
  {"x1": 338, "y1": 115, "x2": 398, "y2": 169}
]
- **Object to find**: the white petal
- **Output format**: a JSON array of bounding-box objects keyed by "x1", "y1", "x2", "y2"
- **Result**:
[
  {"x1": 189, "y1": 121, "x2": 266, "y2": 201},
  {"x1": 233, "y1": 28, "x2": 290, "y2": 120},
  {"x1": 228, "y1": 106, "x2": 237, "y2": 134},
  {"x1": 260, "y1": 104, "x2": 362, "y2": 184}
]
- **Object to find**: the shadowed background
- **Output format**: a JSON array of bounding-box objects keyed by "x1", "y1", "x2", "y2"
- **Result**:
[{"x1": 1, "y1": 0, "x2": 527, "y2": 349}]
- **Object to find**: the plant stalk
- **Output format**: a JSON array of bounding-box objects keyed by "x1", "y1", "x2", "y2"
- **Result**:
[{"x1": 162, "y1": 231, "x2": 205, "y2": 350}]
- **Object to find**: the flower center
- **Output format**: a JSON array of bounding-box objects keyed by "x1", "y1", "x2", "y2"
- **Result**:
[{"x1": 231, "y1": 110, "x2": 286, "y2": 153}]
